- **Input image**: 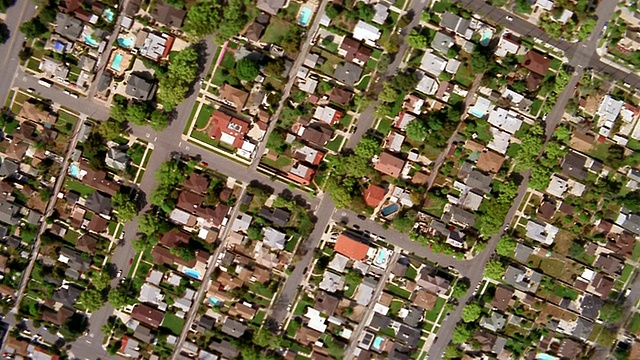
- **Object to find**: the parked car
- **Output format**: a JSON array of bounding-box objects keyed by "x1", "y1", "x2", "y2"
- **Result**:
[{"x1": 116, "y1": 269, "x2": 123, "y2": 278}]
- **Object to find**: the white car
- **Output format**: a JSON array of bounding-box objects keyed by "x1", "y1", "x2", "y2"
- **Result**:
[
  {"x1": 116, "y1": 269, "x2": 123, "y2": 278},
  {"x1": 505, "y1": 15, "x2": 513, "y2": 21}
]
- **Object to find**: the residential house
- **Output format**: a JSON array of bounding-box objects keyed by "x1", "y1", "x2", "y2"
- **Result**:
[
  {"x1": 495, "y1": 34, "x2": 520, "y2": 57},
  {"x1": 294, "y1": 145, "x2": 324, "y2": 165},
  {"x1": 125, "y1": 74, "x2": 157, "y2": 101},
  {"x1": 480, "y1": 312, "x2": 506, "y2": 332},
  {"x1": 477, "y1": 150, "x2": 505, "y2": 173},
  {"x1": 339, "y1": 37, "x2": 372, "y2": 66},
  {"x1": 58, "y1": 248, "x2": 91, "y2": 273},
  {"x1": 561, "y1": 151, "x2": 587, "y2": 180},
  {"x1": 333, "y1": 62, "x2": 363, "y2": 87},
  {"x1": 329, "y1": 87, "x2": 353, "y2": 106},
  {"x1": 503, "y1": 266, "x2": 542, "y2": 293},
  {"x1": 40, "y1": 57, "x2": 70, "y2": 80},
  {"x1": 0, "y1": 201, "x2": 21, "y2": 226},
  {"x1": 208, "y1": 340, "x2": 239, "y2": 359},
  {"x1": 256, "y1": 0, "x2": 286, "y2": 15},
  {"x1": 420, "y1": 52, "x2": 447, "y2": 77},
  {"x1": 136, "y1": 31, "x2": 174, "y2": 61},
  {"x1": 76, "y1": 234, "x2": 98, "y2": 255},
  {"x1": 522, "y1": 50, "x2": 551, "y2": 91},
  {"x1": 55, "y1": 13, "x2": 83, "y2": 40},
  {"x1": 525, "y1": 220, "x2": 558, "y2": 246},
  {"x1": 416, "y1": 74, "x2": 438, "y2": 95},
  {"x1": 441, "y1": 12, "x2": 471, "y2": 37},
  {"x1": 52, "y1": 284, "x2": 83, "y2": 307},
  {"x1": 131, "y1": 304, "x2": 165, "y2": 329},
  {"x1": 313, "y1": 106, "x2": 342, "y2": 126},
  {"x1": 258, "y1": 206, "x2": 291, "y2": 227},
  {"x1": 296, "y1": 121, "x2": 334, "y2": 147},
  {"x1": 375, "y1": 152, "x2": 405, "y2": 178},
  {"x1": 356, "y1": 277, "x2": 378, "y2": 306},
  {"x1": 319, "y1": 271, "x2": 345, "y2": 293},
  {"x1": 431, "y1": 32, "x2": 455, "y2": 55},
  {"x1": 416, "y1": 268, "x2": 450, "y2": 295},
  {"x1": 412, "y1": 289, "x2": 438, "y2": 310},
  {"x1": 42, "y1": 307, "x2": 74, "y2": 327},
  {"x1": 353, "y1": 20, "x2": 381, "y2": 44},
  {"x1": 219, "y1": 84, "x2": 249, "y2": 111},
  {"x1": 363, "y1": 184, "x2": 386, "y2": 208},
  {"x1": 262, "y1": 227, "x2": 287, "y2": 250},
  {"x1": 372, "y1": 3, "x2": 389, "y2": 24},
  {"x1": 208, "y1": 110, "x2": 250, "y2": 149},
  {"x1": 160, "y1": 229, "x2": 190, "y2": 248},
  {"x1": 151, "y1": 1, "x2": 187, "y2": 28},
  {"x1": 245, "y1": 22, "x2": 265, "y2": 42},
  {"x1": 221, "y1": 318, "x2": 247, "y2": 338},
  {"x1": 85, "y1": 191, "x2": 112, "y2": 216},
  {"x1": 295, "y1": 326, "x2": 322, "y2": 346},
  {"x1": 315, "y1": 291, "x2": 339, "y2": 316},
  {"x1": 334, "y1": 233, "x2": 370, "y2": 261},
  {"x1": 442, "y1": 205, "x2": 476, "y2": 228},
  {"x1": 105, "y1": 148, "x2": 130, "y2": 171},
  {"x1": 491, "y1": 285, "x2": 514, "y2": 312}
]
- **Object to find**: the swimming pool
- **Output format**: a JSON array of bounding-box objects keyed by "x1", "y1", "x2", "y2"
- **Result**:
[
  {"x1": 209, "y1": 297, "x2": 222, "y2": 306},
  {"x1": 380, "y1": 203, "x2": 400, "y2": 217},
  {"x1": 184, "y1": 268, "x2": 201, "y2": 279},
  {"x1": 104, "y1": 8, "x2": 115, "y2": 23},
  {"x1": 480, "y1": 29, "x2": 493, "y2": 46},
  {"x1": 117, "y1": 36, "x2": 134, "y2": 48},
  {"x1": 69, "y1": 163, "x2": 80, "y2": 178},
  {"x1": 536, "y1": 354, "x2": 558, "y2": 360},
  {"x1": 374, "y1": 249, "x2": 387, "y2": 266},
  {"x1": 372, "y1": 336, "x2": 384, "y2": 351},
  {"x1": 469, "y1": 108, "x2": 484, "y2": 118},
  {"x1": 85, "y1": 34, "x2": 99, "y2": 47},
  {"x1": 111, "y1": 53, "x2": 124, "y2": 71},
  {"x1": 299, "y1": 6, "x2": 313, "y2": 26}
]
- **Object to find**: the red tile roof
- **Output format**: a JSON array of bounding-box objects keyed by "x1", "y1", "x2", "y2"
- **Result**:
[
  {"x1": 374, "y1": 152, "x2": 405, "y2": 178},
  {"x1": 363, "y1": 184, "x2": 386, "y2": 207},
  {"x1": 334, "y1": 234, "x2": 370, "y2": 261},
  {"x1": 522, "y1": 50, "x2": 551, "y2": 76},
  {"x1": 208, "y1": 110, "x2": 250, "y2": 149}
]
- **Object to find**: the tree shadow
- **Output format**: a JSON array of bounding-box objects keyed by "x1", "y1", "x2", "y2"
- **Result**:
[{"x1": 0, "y1": 22, "x2": 9, "y2": 45}]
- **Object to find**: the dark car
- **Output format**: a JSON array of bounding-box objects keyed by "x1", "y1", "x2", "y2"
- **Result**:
[{"x1": 357, "y1": 214, "x2": 367, "y2": 220}]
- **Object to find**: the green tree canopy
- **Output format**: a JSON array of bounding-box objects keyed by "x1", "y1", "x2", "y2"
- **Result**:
[
  {"x1": 89, "y1": 270, "x2": 111, "y2": 291},
  {"x1": 452, "y1": 324, "x2": 472, "y2": 344},
  {"x1": 462, "y1": 303, "x2": 482, "y2": 323},
  {"x1": 77, "y1": 289, "x2": 104, "y2": 312},
  {"x1": 111, "y1": 193, "x2": 139, "y2": 223},
  {"x1": 496, "y1": 236, "x2": 517, "y2": 257},
  {"x1": 158, "y1": 49, "x2": 199, "y2": 109},
  {"x1": 406, "y1": 118, "x2": 428, "y2": 141},
  {"x1": 484, "y1": 259, "x2": 506, "y2": 280},
  {"x1": 108, "y1": 289, "x2": 130, "y2": 309},
  {"x1": 19, "y1": 18, "x2": 48, "y2": 39},
  {"x1": 407, "y1": 29, "x2": 427, "y2": 49},
  {"x1": 379, "y1": 84, "x2": 399, "y2": 102},
  {"x1": 354, "y1": 136, "x2": 380, "y2": 159},
  {"x1": 392, "y1": 210, "x2": 417, "y2": 233},
  {"x1": 451, "y1": 280, "x2": 469, "y2": 298},
  {"x1": 236, "y1": 57, "x2": 260, "y2": 81},
  {"x1": 599, "y1": 302, "x2": 623, "y2": 323}
]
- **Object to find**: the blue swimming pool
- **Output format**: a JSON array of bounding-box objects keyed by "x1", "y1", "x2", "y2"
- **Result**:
[
  {"x1": 536, "y1": 354, "x2": 558, "y2": 360},
  {"x1": 69, "y1": 163, "x2": 80, "y2": 178},
  {"x1": 104, "y1": 8, "x2": 115, "y2": 23},
  {"x1": 372, "y1": 336, "x2": 384, "y2": 351},
  {"x1": 380, "y1": 203, "x2": 400, "y2": 217},
  {"x1": 209, "y1": 297, "x2": 221, "y2": 306},
  {"x1": 375, "y1": 249, "x2": 387, "y2": 265},
  {"x1": 111, "y1": 53, "x2": 124, "y2": 71},
  {"x1": 469, "y1": 108, "x2": 484, "y2": 118},
  {"x1": 480, "y1": 29, "x2": 492, "y2": 46},
  {"x1": 117, "y1": 36, "x2": 134, "y2": 48},
  {"x1": 184, "y1": 268, "x2": 201, "y2": 279},
  {"x1": 85, "y1": 34, "x2": 99, "y2": 47},
  {"x1": 299, "y1": 7, "x2": 313, "y2": 26}
]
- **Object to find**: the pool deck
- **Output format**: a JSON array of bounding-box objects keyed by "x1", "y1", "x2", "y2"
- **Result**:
[{"x1": 107, "y1": 49, "x2": 133, "y2": 78}]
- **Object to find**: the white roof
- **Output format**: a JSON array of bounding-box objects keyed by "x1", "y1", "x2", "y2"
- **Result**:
[
  {"x1": 230, "y1": 212, "x2": 253, "y2": 233},
  {"x1": 525, "y1": 220, "x2": 558, "y2": 245},
  {"x1": 420, "y1": 52, "x2": 447, "y2": 77},
  {"x1": 138, "y1": 283, "x2": 163, "y2": 305},
  {"x1": 495, "y1": 35, "x2": 520, "y2": 57},
  {"x1": 219, "y1": 132, "x2": 236, "y2": 146},
  {"x1": 387, "y1": 132, "x2": 405, "y2": 152},
  {"x1": 328, "y1": 253, "x2": 349, "y2": 273},
  {"x1": 546, "y1": 175, "x2": 568, "y2": 197},
  {"x1": 372, "y1": 3, "x2": 389, "y2": 25},
  {"x1": 395, "y1": 112, "x2": 416, "y2": 130},
  {"x1": 353, "y1": 20, "x2": 381, "y2": 44},
  {"x1": 502, "y1": 88, "x2": 524, "y2": 104},
  {"x1": 536, "y1": 0, "x2": 554, "y2": 10},
  {"x1": 555, "y1": 9, "x2": 573, "y2": 24},
  {"x1": 305, "y1": 307, "x2": 328, "y2": 332},
  {"x1": 460, "y1": 191, "x2": 483, "y2": 211},
  {"x1": 319, "y1": 13, "x2": 331, "y2": 27},
  {"x1": 146, "y1": 270, "x2": 163, "y2": 285},
  {"x1": 262, "y1": 227, "x2": 286, "y2": 250},
  {"x1": 319, "y1": 271, "x2": 345, "y2": 293},
  {"x1": 469, "y1": 96, "x2": 492, "y2": 117},
  {"x1": 295, "y1": 145, "x2": 321, "y2": 163},
  {"x1": 597, "y1": 95, "x2": 624, "y2": 124},
  {"x1": 416, "y1": 74, "x2": 438, "y2": 95},
  {"x1": 487, "y1": 107, "x2": 523, "y2": 134},
  {"x1": 487, "y1": 127, "x2": 510, "y2": 154},
  {"x1": 298, "y1": 77, "x2": 318, "y2": 94},
  {"x1": 445, "y1": 58, "x2": 461, "y2": 74},
  {"x1": 314, "y1": 106, "x2": 338, "y2": 124}
]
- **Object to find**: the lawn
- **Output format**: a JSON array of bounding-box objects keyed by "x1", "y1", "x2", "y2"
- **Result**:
[
  {"x1": 251, "y1": 310, "x2": 266, "y2": 325},
  {"x1": 248, "y1": 282, "x2": 275, "y2": 299},
  {"x1": 128, "y1": 143, "x2": 146, "y2": 166},
  {"x1": 325, "y1": 135, "x2": 344, "y2": 152},
  {"x1": 385, "y1": 284, "x2": 412, "y2": 299},
  {"x1": 632, "y1": 242, "x2": 640, "y2": 261},
  {"x1": 530, "y1": 99, "x2": 543, "y2": 117},
  {"x1": 424, "y1": 195, "x2": 447, "y2": 217},
  {"x1": 63, "y1": 230, "x2": 80, "y2": 245},
  {"x1": 65, "y1": 179, "x2": 95, "y2": 197},
  {"x1": 376, "y1": 118, "x2": 393, "y2": 135},
  {"x1": 356, "y1": 74, "x2": 371, "y2": 91},
  {"x1": 425, "y1": 297, "x2": 446, "y2": 322},
  {"x1": 550, "y1": 58, "x2": 562, "y2": 71},
  {"x1": 261, "y1": 156, "x2": 292, "y2": 170},
  {"x1": 389, "y1": 299, "x2": 404, "y2": 315},
  {"x1": 454, "y1": 65, "x2": 474, "y2": 88},
  {"x1": 162, "y1": 313, "x2": 185, "y2": 336},
  {"x1": 294, "y1": 296, "x2": 315, "y2": 316},
  {"x1": 628, "y1": 313, "x2": 640, "y2": 334},
  {"x1": 628, "y1": 138, "x2": 640, "y2": 151},
  {"x1": 619, "y1": 264, "x2": 634, "y2": 284},
  {"x1": 285, "y1": 236, "x2": 299, "y2": 252},
  {"x1": 220, "y1": 51, "x2": 236, "y2": 70},
  {"x1": 405, "y1": 265, "x2": 418, "y2": 280},
  {"x1": 344, "y1": 272, "x2": 363, "y2": 298},
  {"x1": 26, "y1": 58, "x2": 41, "y2": 72},
  {"x1": 588, "y1": 142, "x2": 611, "y2": 162},
  {"x1": 194, "y1": 104, "x2": 215, "y2": 129},
  {"x1": 57, "y1": 110, "x2": 78, "y2": 126},
  {"x1": 552, "y1": 284, "x2": 579, "y2": 300},
  {"x1": 262, "y1": 17, "x2": 291, "y2": 44}
]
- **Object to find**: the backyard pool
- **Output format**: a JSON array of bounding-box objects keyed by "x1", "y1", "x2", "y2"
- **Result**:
[
  {"x1": 69, "y1": 163, "x2": 80, "y2": 178},
  {"x1": 469, "y1": 108, "x2": 484, "y2": 118},
  {"x1": 104, "y1": 8, "x2": 115, "y2": 22},
  {"x1": 536, "y1": 354, "x2": 558, "y2": 360},
  {"x1": 85, "y1": 34, "x2": 99, "y2": 47},
  {"x1": 380, "y1": 203, "x2": 400, "y2": 217},
  {"x1": 374, "y1": 249, "x2": 388, "y2": 266},
  {"x1": 184, "y1": 268, "x2": 201, "y2": 279},
  {"x1": 372, "y1": 336, "x2": 384, "y2": 351},
  {"x1": 298, "y1": 6, "x2": 313, "y2": 26},
  {"x1": 117, "y1": 36, "x2": 134, "y2": 48},
  {"x1": 111, "y1": 53, "x2": 124, "y2": 71},
  {"x1": 480, "y1": 29, "x2": 493, "y2": 46},
  {"x1": 209, "y1": 297, "x2": 222, "y2": 306}
]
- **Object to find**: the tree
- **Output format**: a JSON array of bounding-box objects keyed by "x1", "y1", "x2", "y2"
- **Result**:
[
  {"x1": 529, "y1": 165, "x2": 551, "y2": 190},
  {"x1": 462, "y1": 303, "x2": 482, "y2": 322},
  {"x1": 378, "y1": 53, "x2": 392, "y2": 71},
  {"x1": 392, "y1": 211, "x2": 417, "y2": 233},
  {"x1": 184, "y1": 0, "x2": 221, "y2": 37},
  {"x1": 379, "y1": 84, "x2": 398, "y2": 102},
  {"x1": 577, "y1": 18, "x2": 596, "y2": 41},
  {"x1": 484, "y1": 259, "x2": 506, "y2": 280},
  {"x1": 514, "y1": 0, "x2": 532, "y2": 13},
  {"x1": 356, "y1": 2, "x2": 374, "y2": 21},
  {"x1": 252, "y1": 328, "x2": 281, "y2": 349},
  {"x1": 452, "y1": 324, "x2": 472, "y2": 344},
  {"x1": 241, "y1": 346, "x2": 259, "y2": 360},
  {"x1": 158, "y1": 49, "x2": 199, "y2": 109},
  {"x1": 452, "y1": 280, "x2": 469, "y2": 298},
  {"x1": 407, "y1": 29, "x2": 427, "y2": 49},
  {"x1": 150, "y1": 110, "x2": 169, "y2": 130},
  {"x1": 170, "y1": 246, "x2": 195, "y2": 261},
  {"x1": 111, "y1": 193, "x2": 138, "y2": 223},
  {"x1": 236, "y1": 58, "x2": 260, "y2": 81},
  {"x1": 132, "y1": 235, "x2": 158, "y2": 252},
  {"x1": 107, "y1": 289, "x2": 129, "y2": 309},
  {"x1": 125, "y1": 102, "x2": 150, "y2": 125},
  {"x1": 327, "y1": 179, "x2": 352, "y2": 209},
  {"x1": 607, "y1": 144, "x2": 625, "y2": 169},
  {"x1": 382, "y1": 34, "x2": 400, "y2": 53},
  {"x1": 281, "y1": 26, "x2": 303, "y2": 54},
  {"x1": 138, "y1": 212, "x2": 164, "y2": 236},
  {"x1": 444, "y1": 345, "x2": 462, "y2": 359},
  {"x1": 96, "y1": 120, "x2": 122, "y2": 141},
  {"x1": 374, "y1": 103, "x2": 391, "y2": 119},
  {"x1": 496, "y1": 180, "x2": 518, "y2": 204},
  {"x1": 19, "y1": 18, "x2": 48, "y2": 39},
  {"x1": 89, "y1": 271, "x2": 111, "y2": 291},
  {"x1": 406, "y1": 118, "x2": 428, "y2": 141},
  {"x1": 496, "y1": 236, "x2": 517, "y2": 257},
  {"x1": 392, "y1": 71, "x2": 419, "y2": 92},
  {"x1": 470, "y1": 48, "x2": 489, "y2": 73},
  {"x1": 325, "y1": 4, "x2": 341, "y2": 19},
  {"x1": 354, "y1": 136, "x2": 380, "y2": 159},
  {"x1": 264, "y1": 58, "x2": 285, "y2": 78},
  {"x1": 77, "y1": 289, "x2": 104, "y2": 312}
]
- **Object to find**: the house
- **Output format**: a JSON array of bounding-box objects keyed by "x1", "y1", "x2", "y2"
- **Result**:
[
  {"x1": 231, "y1": 303, "x2": 257, "y2": 320},
  {"x1": 219, "y1": 84, "x2": 249, "y2": 111},
  {"x1": 334, "y1": 233, "x2": 370, "y2": 261},
  {"x1": 40, "y1": 57, "x2": 69, "y2": 79},
  {"x1": 230, "y1": 213, "x2": 253, "y2": 233},
  {"x1": 480, "y1": 312, "x2": 506, "y2": 331},
  {"x1": 594, "y1": 254, "x2": 623, "y2": 275},
  {"x1": 136, "y1": 31, "x2": 174, "y2": 61},
  {"x1": 561, "y1": 151, "x2": 588, "y2": 180},
  {"x1": 183, "y1": 173, "x2": 209, "y2": 194},
  {"x1": 42, "y1": 307, "x2": 74, "y2": 326},
  {"x1": 597, "y1": 94, "x2": 624, "y2": 124},
  {"x1": 537, "y1": 201, "x2": 556, "y2": 220},
  {"x1": 245, "y1": 22, "x2": 265, "y2": 42},
  {"x1": 339, "y1": 37, "x2": 372, "y2": 66},
  {"x1": 412, "y1": 289, "x2": 438, "y2": 310},
  {"x1": 477, "y1": 150, "x2": 505, "y2": 173},
  {"x1": 375, "y1": 152, "x2": 405, "y2": 178},
  {"x1": 294, "y1": 145, "x2": 324, "y2": 165},
  {"x1": 495, "y1": 34, "x2": 520, "y2": 57},
  {"x1": 258, "y1": 206, "x2": 291, "y2": 227},
  {"x1": 105, "y1": 148, "x2": 130, "y2": 171},
  {"x1": 464, "y1": 169, "x2": 493, "y2": 194},
  {"x1": 297, "y1": 123, "x2": 334, "y2": 147},
  {"x1": 416, "y1": 74, "x2": 438, "y2": 95},
  {"x1": 491, "y1": 285, "x2": 514, "y2": 311},
  {"x1": 431, "y1": 32, "x2": 455, "y2": 54},
  {"x1": 52, "y1": 284, "x2": 83, "y2": 307},
  {"x1": 329, "y1": 87, "x2": 353, "y2": 106},
  {"x1": 85, "y1": 191, "x2": 112, "y2": 215},
  {"x1": 119, "y1": 336, "x2": 141, "y2": 358},
  {"x1": 503, "y1": 266, "x2": 542, "y2": 293},
  {"x1": 131, "y1": 304, "x2": 164, "y2": 329},
  {"x1": 160, "y1": 229, "x2": 190, "y2": 248},
  {"x1": 151, "y1": 1, "x2": 187, "y2": 27},
  {"x1": 125, "y1": 74, "x2": 157, "y2": 101},
  {"x1": 208, "y1": 111, "x2": 250, "y2": 149},
  {"x1": 313, "y1": 106, "x2": 342, "y2": 125},
  {"x1": 416, "y1": 268, "x2": 450, "y2": 295},
  {"x1": 320, "y1": 271, "x2": 345, "y2": 293},
  {"x1": 353, "y1": 20, "x2": 381, "y2": 44},
  {"x1": 208, "y1": 340, "x2": 239, "y2": 359},
  {"x1": 76, "y1": 234, "x2": 98, "y2": 255},
  {"x1": 488, "y1": 108, "x2": 523, "y2": 134},
  {"x1": 420, "y1": 52, "x2": 447, "y2": 77},
  {"x1": 295, "y1": 326, "x2": 322, "y2": 346},
  {"x1": 221, "y1": 318, "x2": 247, "y2": 338},
  {"x1": 262, "y1": 227, "x2": 286, "y2": 250},
  {"x1": 442, "y1": 205, "x2": 476, "y2": 228},
  {"x1": 441, "y1": 12, "x2": 471, "y2": 37},
  {"x1": 55, "y1": 13, "x2": 83, "y2": 40},
  {"x1": 315, "y1": 291, "x2": 339, "y2": 316},
  {"x1": 256, "y1": 0, "x2": 286, "y2": 15},
  {"x1": 4, "y1": 336, "x2": 30, "y2": 358},
  {"x1": 363, "y1": 184, "x2": 386, "y2": 208},
  {"x1": 372, "y1": 3, "x2": 389, "y2": 24},
  {"x1": 333, "y1": 62, "x2": 363, "y2": 87},
  {"x1": 0, "y1": 201, "x2": 21, "y2": 226},
  {"x1": 356, "y1": 277, "x2": 378, "y2": 305},
  {"x1": 525, "y1": 220, "x2": 558, "y2": 245},
  {"x1": 558, "y1": 339, "x2": 582, "y2": 359},
  {"x1": 522, "y1": 50, "x2": 551, "y2": 90},
  {"x1": 79, "y1": 160, "x2": 121, "y2": 194},
  {"x1": 59, "y1": 0, "x2": 81, "y2": 13},
  {"x1": 616, "y1": 211, "x2": 640, "y2": 235}
]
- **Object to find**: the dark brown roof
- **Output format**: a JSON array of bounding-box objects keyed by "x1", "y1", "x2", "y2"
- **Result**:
[
  {"x1": 295, "y1": 326, "x2": 322, "y2": 346},
  {"x1": 522, "y1": 50, "x2": 551, "y2": 76},
  {"x1": 159, "y1": 229, "x2": 190, "y2": 248},
  {"x1": 151, "y1": 0, "x2": 186, "y2": 27},
  {"x1": 42, "y1": 307, "x2": 74, "y2": 326},
  {"x1": 300, "y1": 125, "x2": 334, "y2": 147},
  {"x1": 537, "y1": 201, "x2": 555, "y2": 220},
  {"x1": 79, "y1": 159, "x2": 121, "y2": 195},
  {"x1": 558, "y1": 202, "x2": 575, "y2": 215},
  {"x1": 526, "y1": 72, "x2": 544, "y2": 91},
  {"x1": 315, "y1": 291, "x2": 339, "y2": 316},
  {"x1": 183, "y1": 173, "x2": 209, "y2": 194},
  {"x1": 491, "y1": 285, "x2": 514, "y2": 312},
  {"x1": 329, "y1": 87, "x2": 353, "y2": 106},
  {"x1": 87, "y1": 215, "x2": 108, "y2": 233},
  {"x1": 245, "y1": 22, "x2": 266, "y2": 42},
  {"x1": 151, "y1": 245, "x2": 177, "y2": 265},
  {"x1": 131, "y1": 304, "x2": 164, "y2": 329},
  {"x1": 76, "y1": 234, "x2": 98, "y2": 255}
]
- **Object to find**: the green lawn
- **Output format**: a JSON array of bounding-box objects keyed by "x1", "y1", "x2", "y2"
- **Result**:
[
  {"x1": 261, "y1": 156, "x2": 292, "y2": 170},
  {"x1": 220, "y1": 51, "x2": 236, "y2": 70},
  {"x1": 454, "y1": 65, "x2": 474, "y2": 88},
  {"x1": 425, "y1": 297, "x2": 446, "y2": 322},
  {"x1": 628, "y1": 313, "x2": 640, "y2": 334},
  {"x1": 620, "y1": 264, "x2": 634, "y2": 284},
  {"x1": 262, "y1": 17, "x2": 291, "y2": 44},
  {"x1": 195, "y1": 104, "x2": 215, "y2": 129},
  {"x1": 285, "y1": 236, "x2": 299, "y2": 252},
  {"x1": 632, "y1": 242, "x2": 640, "y2": 261},
  {"x1": 385, "y1": 284, "x2": 412, "y2": 299},
  {"x1": 376, "y1": 118, "x2": 393, "y2": 135},
  {"x1": 26, "y1": 58, "x2": 41, "y2": 72},
  {"x1": 325, "y1": 135, "x2": 344, "y2": 152},
  {"x1": 356, "y1": 74, "x2": 371, "y2": 91},
  {"x1": 65, "y1": 179, "x2": 95, "y2": 197},
  {"x1": 294, "y1": 296, "x2": 315, "y2": 316},
  {"x1": 162, "y1": 313, "x2": 185, "y2": 336},
  {"x1": 251, "y1": 310, "x2": 266, "y2": 325},
  {"x1": 249, "y1": 282, "x2": 275, "y2": 299},
  {"x1": 405, "y1": 265, "x2": 418, "y2": 280},
  {"x1": 424, "y1": 195, "x2": 447, "y2": 217},
  {"x1": 63, "y1": 230, "x2": 80, "y2": 245},
  {"x1": 550, "y1": 58, "x2": 562, "y2": 71},
  {"x1": 530, "y1": 99, "x2": 543, "y2": 117}
]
